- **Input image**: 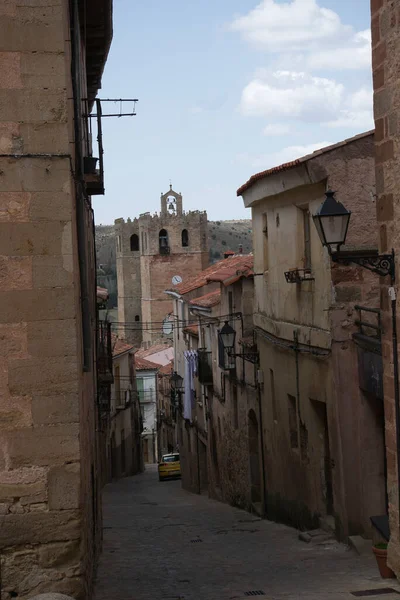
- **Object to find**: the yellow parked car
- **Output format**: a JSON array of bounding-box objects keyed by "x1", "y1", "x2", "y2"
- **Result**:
[{"x1": 158, "y1": 453, "x2": 181, "y2": 481}]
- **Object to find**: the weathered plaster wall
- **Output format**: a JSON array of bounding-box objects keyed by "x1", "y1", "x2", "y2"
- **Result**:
[{"x1": 245, "y1": 134, "x2": 381, "y2": 537}]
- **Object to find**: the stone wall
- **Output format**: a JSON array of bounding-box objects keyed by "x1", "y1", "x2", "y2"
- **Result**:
[
  {"x1": 115, "y1": 205, "x2": 209, "y2": 346},
  {"x1": 0, "y1": 1, "x2": 103, "y2": 597},
  {"x1": 371, "y1": 0, "x2": 400, "y2": 573}
]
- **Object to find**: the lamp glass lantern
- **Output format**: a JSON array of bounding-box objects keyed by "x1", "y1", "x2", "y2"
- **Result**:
[
  {"x1": 312, "y1": 190, "x2": 351, "y2": 254},
  {"x1": 218, "y1": 321, "x2": 236, "y2": 353},
  {"x1": 170, "y1": 371, "x2": 183, "y2": 392}
]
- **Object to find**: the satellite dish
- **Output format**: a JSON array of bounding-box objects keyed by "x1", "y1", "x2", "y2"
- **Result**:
[
  {"x1": 162, "y1": 317, "x2": 173, "y2": 336},
  {"x1": 172, "y1": 275, "x2": 182, "y2": 286}
]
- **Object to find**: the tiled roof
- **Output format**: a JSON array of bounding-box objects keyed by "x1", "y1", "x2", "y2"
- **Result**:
[
  {"x1": 135, "y1": 342, "x2": 174, "y2": 367},
  {"x1": 237, "y1": 130, "x2": 374, "y2": 196},
  {"x1": 136, "y1": 343, "x2": 173, "y2": 358},
  {"x1": 171, "y1": 254, "x2": 254, "y2": 296},
  {"x1": 189, "y1": 290, "x2": 221, "y2": 308},
  {"x1": 112, "y1": 335, "x2": 134, "y2": 357},
  {"x1": 158, "y1": 361, "x2": 174, "y2": 375},
  {"x1": 135, "y1": 356, "x2": 160, "y2": 371},
  {"x1": 183, "y1": 324, "x2": 199, "y2": 337}
]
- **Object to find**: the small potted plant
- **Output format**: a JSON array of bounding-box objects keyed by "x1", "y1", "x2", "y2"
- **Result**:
[{"x1": 373, "y1": 543, "x2": 395, "y2": 578}]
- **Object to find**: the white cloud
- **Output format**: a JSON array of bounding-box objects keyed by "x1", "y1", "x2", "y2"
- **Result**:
[
  {"x1": 240, "y1": 70, "x2": 344, "y2": 122},
  {"x1": 229, "y1": 0, "x2": 371, "y2": 72},
  {"x1": 240, "y1": 70, "x2": 373, "y2": 130},
  {"x1": 325, "y1": 87, "x2": 373, "y2": 129},
  {"x1": 263, "y1": 123, "x2": 291, "y2": 136},
  {"x1": 250, "y1": 141, "x2": 333, "y2": 169},
  {"x1": 306, "y1": 30, "x2": 371, "y2": 70}
]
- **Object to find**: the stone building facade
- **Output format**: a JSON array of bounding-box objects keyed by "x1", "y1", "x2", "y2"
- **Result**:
[
  {"x1": 238, "y1": 132, "x2": 385, "y2": 538},
  {"x1": 371, "y1": 0, "x2": 400, "y2": 574},
  {"x1": 0, "y1": 1, "x2": 112, "y2": 598},
  {"x1": 109, "y1": 338, "x2": 143, "y2": 480},
  {"x1": 115, "y1": 186, "x2": 209, "y2": 346},
  {"x1": 167, "y1": 255, "x2": 256, "y2": 506}
]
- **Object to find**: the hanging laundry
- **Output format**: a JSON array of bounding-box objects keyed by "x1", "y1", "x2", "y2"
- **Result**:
[{"x1": 183, "y1": 350, "x2": 198, "y2": 421}]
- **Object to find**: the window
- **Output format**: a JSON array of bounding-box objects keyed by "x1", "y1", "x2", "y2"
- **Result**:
[
  {"x1": 302, "y1": 208, "x2": 311, "y2": 270},
  {"x1": 135, "y1": 315, "x2": 140, "y2": 322},
  {"x1": 262, "y1": 213, "x2": 269, "y2": 271},
  {"x1": 181, "y1": 229, "x2": 189, "y2": 247},
  {"x1": 141, "y1": 231, "x2": 144, "y2": 252},
  {"x1": 159, "y1": 229, "x2": 169, "y2": 254},
  {"x1": 116, "y1": 235, "x2": 122, "y2": 252},
  {"x1": 130, "y1": 233, "x2": 139, "y2": 252},
  {"x1": 287, "y1": 394, "x2": 298, "y2": 449},
  {"x1": 270, "y1": 369, "x2": 277, "y2": 422}
]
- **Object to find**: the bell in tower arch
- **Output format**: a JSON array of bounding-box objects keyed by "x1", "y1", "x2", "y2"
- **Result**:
[{"x1": 168, "y1": 202, "x2": 175, "y2": 211}]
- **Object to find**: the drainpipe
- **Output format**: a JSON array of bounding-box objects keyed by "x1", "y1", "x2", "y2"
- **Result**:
[
  {"x1": 389, "y1": 284, "x2": 400, "y2": 527},
  {"x1": 69, "y1": 0, "x2": 91, "y2": 371}
]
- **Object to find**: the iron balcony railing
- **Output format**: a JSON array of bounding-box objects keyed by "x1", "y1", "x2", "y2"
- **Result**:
[{"x1": 354, "y1": 305, "x2": 381, "y2": 340}]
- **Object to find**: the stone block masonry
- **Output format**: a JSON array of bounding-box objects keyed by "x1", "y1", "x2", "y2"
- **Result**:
[
  {"x1": 371, "y1": 0, "x2": 400, "y2": 578},
  {"x1": 116, "y1": 188, "x2": 209, "y2": 345},
  {"x1": 0, "y1": 0, "x2": 111, "y2": 598}
]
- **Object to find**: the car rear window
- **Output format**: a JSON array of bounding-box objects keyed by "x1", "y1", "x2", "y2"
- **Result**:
[{"x1": 162, "y1": 454, "x2": 179, "y2": 463}]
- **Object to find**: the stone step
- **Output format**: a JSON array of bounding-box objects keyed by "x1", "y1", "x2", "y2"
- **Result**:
[{"x1": 299, "y1": 528, "x2": 335, "y2": 544}]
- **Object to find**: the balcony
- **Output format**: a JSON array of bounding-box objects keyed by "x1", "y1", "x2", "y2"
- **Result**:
[
  {"x1": 284, "y1": 268, "x2": 314, "y2": 284},
  {"x1": 84, "y1": 99, "x2": 105, "y2": 196},
  {"x1": 198, "y1": 349, "x2": 213, "y2": 385}
]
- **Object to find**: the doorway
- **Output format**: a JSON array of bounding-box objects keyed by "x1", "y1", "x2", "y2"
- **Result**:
[
  {"x1": 361, "y1": 391, "x2": 387, "y2": 519},
  {"x1": 248, "y1": 409, "x2": 261, "y2": 503},
  {"x1": 310, "y1": 400, "x2": 333, "y2": 515}
]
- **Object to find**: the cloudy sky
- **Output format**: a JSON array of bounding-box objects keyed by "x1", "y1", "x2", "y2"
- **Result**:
[{"x1": 95, "y1": 0, "x2": 372, "y2": 224}]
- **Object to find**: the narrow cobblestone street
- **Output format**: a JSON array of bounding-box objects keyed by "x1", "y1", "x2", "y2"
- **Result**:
[{"x1": 95, "y1": 466, "x2": 400, "y2": 600}]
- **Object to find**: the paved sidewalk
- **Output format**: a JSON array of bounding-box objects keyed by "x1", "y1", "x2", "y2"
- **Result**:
[{"x1": 94, "y1": 465, "x2": 400, "y2": 600}]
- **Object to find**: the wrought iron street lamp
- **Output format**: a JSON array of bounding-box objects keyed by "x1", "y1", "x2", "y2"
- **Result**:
[
  {"x1": 170, "y1": 371, "x2": 184, "y2": 393},
  {"x1": 312, "y1": 189, "x2": 351, "y2": 254},
  {"x1": 313, "y1": 189, "x2": 399, "y2": 531},
  {"x1": 218, "y1": 321, "x2": 259, "y2": 365},
  {"x1": 313, "y1": 190, "x2": 395, "y2": 279},
  {"x1": 218, "y1": 321, "x2": 236, "y2": 354}
]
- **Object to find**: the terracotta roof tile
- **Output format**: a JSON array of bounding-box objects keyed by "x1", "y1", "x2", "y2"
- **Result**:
[
  {"x1": 183, "y1": 324, "x2": 199, "y2": 337},
  {"x1": 159, "y1": 361, "x2": 174, "y2": 375},
  {"x1": 111, "y1": 334, "x2": 134, "y2": 357},
  {"x1": 135, "y1": 343, "x2": 173, "y2": 359},
  {"x1": 170, "y1": 254, "x2": 254, "y2": 296},
  {"x1": 134, "y1": 356, "x2": 159, "y2": 371},
  {"x1": 237, "y1": 130, "x2": 374, "y2": 196},
  {"x1": 189, "y1": 290, "x2": 221, "y2": 308}
]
